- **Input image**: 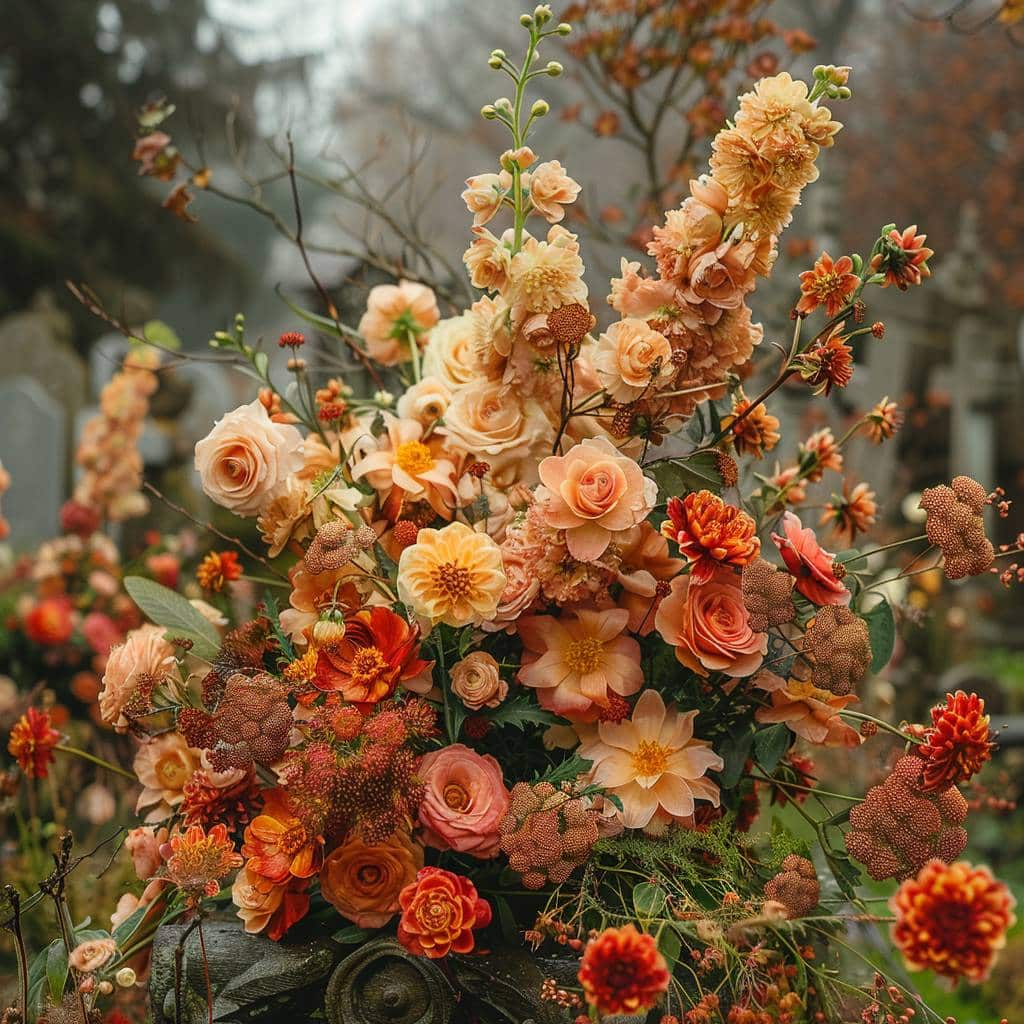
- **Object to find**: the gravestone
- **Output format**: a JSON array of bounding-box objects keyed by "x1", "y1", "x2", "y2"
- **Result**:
[{"x1": 0, "y1": 376, "x2": 66, "y2": 543}]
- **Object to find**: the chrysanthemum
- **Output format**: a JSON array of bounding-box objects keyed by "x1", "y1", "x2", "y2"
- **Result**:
[
  {"x1": 660, "y1": 490, "x2": 760, "y2": 584},
  {"x1": 578, "y1": 924, "x2": 670, "y2": 1016},
  {"x1": 918, "y1": 691, "x2": 994, "y2": 791},
  {"x1": 723, "y1": 389, "x2": 780, "y2": 459},
  {"x1": 796, "y1": 252, "x2": 859, "y2": 318},
  {"x1": 196, "y1": 550, "x2": 242, "y2": 592},
  {"x1": 865, "y1": 396, "x2": 903, "y2": 444},
  {"x1": 517, "y1": 607, "x2": 643, "y2": 720},
  {"x1": 820, "y1": 480, "x2": 877, "y2": 544},
  {"x1": 870, "y1": 225, "x2": 934, "y2": 290},
  {"x1": 579, "y1": 688, "x2": 723, "y2": 829},
  {"x1": 397, "y1": 521, "x2": 507, "y2": 628},
  {"x1": 890, "y1": 860, "x2": 1015, "y2": 982},
  {"x1": 507, "y1": 235, "x2": 587, "y2": 316},
  {"x1": 7, "y1": 707, "x2": 60, "y2": 779},
  {"x1": 165, "y1": 823, "x2": 243, "y2": 904}
]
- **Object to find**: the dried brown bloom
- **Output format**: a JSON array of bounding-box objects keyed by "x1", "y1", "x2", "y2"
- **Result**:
[
  {"x1": 802, "y1": 605, "x2": 872, "y2": 696},
  {"x1": 305, "y1": 520, "x2": 358, "y2": 574},
  {"x1": 919, "y1": 476, "x2": 995, "y2": 580},
  {"x1": 499, "y1": 781, "x2": 600, "y2": 889},
  {"x1": 714, "y1": 451, "x2": 739, "y2": 489},
  {"x1": 845, "y1": 755, "x2": 968, "y2": 880},
  {"x1": 741, "y1": 558, "x2": 796, "y2": 633},
  {"x1": 200, "y1": 672, "x2": 293, "y2": 771},
  {"x1": 764, "y1": 854, "x2": 820, "y2": 918},
  {"x1": 546, "y1": 302, "x2": 596, "y2": 346}
]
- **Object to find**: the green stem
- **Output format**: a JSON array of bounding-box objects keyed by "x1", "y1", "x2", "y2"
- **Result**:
[
  {"x1": 838, "y1": 534, "x2": 928, "y2": 564},
  {"x1": 838, "y1": 709, "x2": 922, "y2": 744},
  {"x1": 55, "y1": 744, "x2": 135, "y2": 780}
]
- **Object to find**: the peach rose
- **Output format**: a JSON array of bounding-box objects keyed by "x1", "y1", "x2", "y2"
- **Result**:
[
  {"x1": 528, "y1": 159, "x2": 581, "y2": 223},
  {"x1": 396, "y1": 375, "x2": 452, "y2": 427},
  {"x1": 450, "y1": 651, "x2": 507, "y2": 711},
  {"x1": 69, "y1": 937, "x2": 117, "y2": 972},
  {"x1": 771, "y1": 511, "x2": 850, "y2": 606},
  {"x1": 607, "y1": 258, "x2": 677, "y2": 318},
  {"x1": 594, "y1": 318, "x2": 674, "y2": 402},
  {"x1": 442, "y1": 380, "x2": 544, "y2": 464},
  {"x1": 536, "y1": 437, "x2": 658, "y2": 562},
  {"x1": 655, "y1": 568, "x2": 767, "y2": 678},
  {"x1": 358, "y1": 279, "x2": 440, "y2": 366},
  {"x1": 680, "y1": 237, "x2": 758, "y2": 321},
  {"x1": 126, "y1": 825, "x2": 170, "y2": 880},
  {"x1": 417, "y1": 744, "x2": 510, "y2": 859},
  {"x1": 423, "y1": 312, "x2": 491, "y2": 387},
  {"x1": 319, "y1": 831, "x2": 423, "y2": 928},
  {"x1": 99, "y1": 623, "x2": 177, "y2": 731},
  {"x1": 194, "y1": 400, "x2": 304, "y2": 517}
]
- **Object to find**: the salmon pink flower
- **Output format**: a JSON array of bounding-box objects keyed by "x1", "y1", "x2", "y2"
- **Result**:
[
  {"x1": 771, "y1": 512, "x2": 849, "y2": 605},
  {"x1": 397, "y1": 866, "x2": 492, "y2": 958}
]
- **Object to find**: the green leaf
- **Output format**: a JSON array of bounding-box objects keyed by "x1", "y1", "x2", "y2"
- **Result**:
[
  {"x1": 332, "y1": 925, "x2": 373, "y2": 944},
  {"x1": 495, "y1": 896, "x2": 518, "y2": 943},
  {"x1": 123, "y1": 576, "x2": 220, "y2": 661},
  {"x1": 253, "y1": 350, "x2": 269, "y2": 380},
  {"x1": 657, "y1": 926, "x2": 682, "y2": 969},
  {"x1": 45, "y1": 940, "x2": 68, "y2": 1004},
  {"x1": 486, "y1": 692, "x2": 557, "y2": 731},
  {"x1": 632, "y1": 882, "x2": 667, "y2": 919},
  {"x1": 141, "y1": 319, "x2": 181, "y2": 352},
  {"x1": 753, "y1": 723, "x2": 792, "y2": 773},
  {"x1": 646, "y1": 451, "x2": 723, "y2": 500},
  {"x1": 536, "y1": 752, "x2": 592, "y2": 787},
  {"x1": 27, "y1": 940, "x2": 62, "y2": 1018},
  {"x1": 275, "y1": 286, "x2": 364, "y2": 342},
  {"x1": 718, "y1": 726, "x2": 754, "y2": 789},
  {"x1": 862, "y1": 598, "x2": 894, "y2": 674}
]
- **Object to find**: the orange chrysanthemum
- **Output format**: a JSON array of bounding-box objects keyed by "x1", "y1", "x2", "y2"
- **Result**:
[
  {"x1": 578, "y1": 924, "x2": 670, "y2": 1017},
  {"x1": 890, "y1": 860, "x2": 1015, "y2": 983},
  {"x1": 796, "y1": 251, "x2": 859, "y2": 317},
  {"x1": 870, "y1": 225, "x2": 933, "y2": 290},
  {"x1": 724, "y1": 390, "x2": 780, "y2": 459},
  {"x1": 396, "y1": 866, "x2": 492, "y2": 959},
  {"x1": 196, "y1": 550, "x2": 243, "y2": 592},
  {"x1": 241, "y1": 789, "x2": 324, "y2": 884},
  {"x1": 661, "y1": 490, "x2": 760, "y2": 585},
  {"x1": 866, "y1": 396, "x2": 903, "y2": 444},
  {"x1": 821, "y1": 480, "x2": 877, "y2": 544},
  {"x1": 797, "y1": 329, "x2": 854, "y2": 396},
  {"x1": 7, "y1": 707, "x2": 60, "y2": 779},
  {"x1": 165, "y1": 822, "x2": 243, "y2": 904},
  {"x1": 313, "y1": 606, "x2": 431, "y2": 705},
  {"x1": 918, "y1": 691, "x2": 994, "y2": 791}
]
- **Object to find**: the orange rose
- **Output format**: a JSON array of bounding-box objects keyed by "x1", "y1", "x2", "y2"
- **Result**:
[
  {"x1": 397, "y1": 866, "x2": 492, "y2": 958},
  {"x1": 319, "y1": 831, "x2": 423, "y2": 928}
]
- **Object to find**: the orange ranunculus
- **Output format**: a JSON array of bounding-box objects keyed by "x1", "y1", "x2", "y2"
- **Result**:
[
  {"x1": 241, "y1": 790, "x2": 323, "y2": 884},
  {"x1": 396, "y1": 866, "x2": 492, "y2": 959},
  {"x1": 319, "y1": 830, "x2": 423, "y2": 928},
  {"x1": 314, "y1": 606, "x2": 432, "y2": 704}
]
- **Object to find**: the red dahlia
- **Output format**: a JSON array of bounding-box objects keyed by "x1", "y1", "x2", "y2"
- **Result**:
[
  {"x1": 7, "y1": 707, "x2": 61, "y2": 779},
  {"x1": 918, "y1": 690, "x2": 994, "y2": 791},
  {"x1": 578, "y1": 924, "x2": 670, "y2": 1016}
]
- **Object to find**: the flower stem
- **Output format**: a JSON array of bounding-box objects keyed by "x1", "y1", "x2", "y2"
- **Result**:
[{"x1": 55, "y1": 744, "x2": 136, "y2": 780}]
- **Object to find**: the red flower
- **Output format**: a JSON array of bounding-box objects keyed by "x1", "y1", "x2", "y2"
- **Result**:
[
  {"x1": 196, "y1": 550, "x2": 242, "y2": 592},
  {"x1": 890, "y1": 860, "x2": 1015, "y2": 983},
  {"x1": 660, "y1": 490, "x2": 760, "y2": 585},
  {"x1": 396, "y1": 866, "x2": 492, "y2": 958},
  {"x1": 8, "y1": 707, "x2": 61, "y2": 779},
  {"x1": 918, "y1": 691, "x2": 994, "y2": 791},
  {"x1": 578, "y1": 924, "x2": 670, "y2": 1016},
  {"x1": 314, "y1": 606, "x2": 431, "y2": 706},
  {"x1": 23, "y1": 596, "x2": 75, "y2": 646},
  {"x1": 796, "y1": 251, "x2": 859, "y2": 317},
  {"x1": 870, "y1": 225, "x2": 933, "y2": 290}
]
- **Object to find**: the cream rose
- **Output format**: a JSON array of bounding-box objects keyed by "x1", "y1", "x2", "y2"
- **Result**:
[
  {"x1": 442, "y1": 380, "x2": 544, "y2": 466},
  {"x1": 422, "y1": 312, "x2": 484, "y2": 388},
  {"x1": 194, "y1": 400, "x2": 304, "y2": 517},
  {"x1": 395, "y1": 375, "x2": 452, "y2": 427},
  {"x1": 594, "y1": 318, "x2": 674, "y2": 402},
  {"x1": 450, "y1": 651, "x2": 507, "y2": 710}
]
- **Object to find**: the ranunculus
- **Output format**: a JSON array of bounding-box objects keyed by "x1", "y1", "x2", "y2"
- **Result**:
[
  {"x1": 485, "y1": 543, "x2": 541, "y2": 630},
  {"x1": 536, "y1": 437, "x2": 657, "y2": 562},
  {"x1": 450, "y1": 651, "x2": 507, "y2": 711},
  {"x1": 126, "y1": 825, "x2": 170, "y2": 880},
  {"x1": 593, "y1": 318, "x2": 674, "y2": 403},
  {"x1": 358, "y1": 280, "x2": 440, "y2": 366},
  {"x1": 69, "y1": 938, "x2": 117, "y2": 973},
  {"x1": 395, "y1": 375, "x2": 452, "y2": 427},
  {"x1": 319, "y1": 830, "x2": 423, "y2": 928},
  {"x1": 771, "y1": 511, "x2": 850, "y2": 605},
  {"x1": 680, "y1": 237, "x2": 758, "y2": 320},
  {"x1": 194, "y1": 400, "x2": 304, "y2": 517},
  {"x1": 655, "y1": 568, "x2": 767, "y2": 678},
  {"x1": 417, "y1": 743, "x2": 510, "y2": 858},
  {"x1": 99, "y1": 623, "x2": 177, "y2": 731},
  {"x1": 528, "y1": 159, "x2": 581, "y2": 223},
  {"x1": 397, "y1": 866, "x2": 492, "y2": 958}
]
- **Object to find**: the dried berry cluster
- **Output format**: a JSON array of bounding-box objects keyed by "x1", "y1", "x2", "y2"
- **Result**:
[
  {"x1": 918, "y1": 475, "x2": 995, "y2": 580},
  {"x1": 802, "y1": 605, "x2": 871, "y2": 696},
  {"x1": 764, "y1": 854, "x2": 820, "y2": 919}
]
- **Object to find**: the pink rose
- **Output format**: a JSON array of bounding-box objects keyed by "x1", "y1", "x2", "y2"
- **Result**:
[
  {"x1": 194, "y1": 400, "x2": 304, "y2": 517},
  {"x1": 655, "y1": 568, "x2": 767, "y2": 678},
  {"x1": 69, "y1": 937, "x2": 117, "y2": 973},
  {"x1": 771, "y1": 511, "x2": 850, "y2": 606},
  {"x1": 417, "y1": 744, "x2": 510, "y2": 859},
  {"x1": 81, "y1": 612, "x2": 123, "y2": 656},
  {"x1": 536, "y1": 437, "x2": 658, "y2": 562}
]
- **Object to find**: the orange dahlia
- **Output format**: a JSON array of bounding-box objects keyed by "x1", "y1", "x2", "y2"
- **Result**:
[
  {"x1": 241, "y1": 789, "x2": 324, "y2": 884},
  {"x1": 870, "y1": 224, "x2": 933, "y2": 290},
  {"x1": 7, "y1": 707, "x2": 60, "y2": 779},
  {"x1": 796, "y1": 251, "x2": 859, "y2": 318},
  {"x1": 890, "y1": 860, "x2": 1015, "y2": 983},
  {"x1": 313, "y1": 606, "x2": 432, "y2": 705},
  {"x1": 661, "y1": 490, "x2": 760, "y2": 585},
  {"x1": 396, "y1": 866, "x2": 492, "y2": 958},
  {"x1": 164, "y1": 823, "x2": 243, "y2": 904},
  {"x1": 196, "y1": 549, "x2": 243, "y2": 592},
  {"x1": 918, "y1": 691, "x2": 994, "y2": 791},
  {"x1": 578, "y1": 924, "x2": 670, "y2": 1016}
]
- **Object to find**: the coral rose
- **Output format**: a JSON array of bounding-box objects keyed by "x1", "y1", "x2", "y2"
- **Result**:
[
  {"x1": 771, "y1": 511, "x2": 849, "y2": 605},
  {"x1": 194, "y1": 400, "x2": 304, "y2": 517},
  {"x1": 358, "y1": 279, "x2": 439, "y2": 366},
  {"x1": 655, "y1": 568, "x2": 767, "y2": 678},
  {"x1": 319, "y1": 830, "x2": 423, "y2": 928},
  {"x1": 417, "y1": 743, "x2": 510, "y2": 858},
  {"x1": 397, "y1": 866, "x2": 492, "y2": 958},
  {"x1": 536, "y1": 437, "x2": 657, "y2": 562},
  {"x1": 99, "y1": 623, "x2": 177, "y2": 731},
  {"x1": 593, "y1": 318, "x2": 674, "y2": 403},
  {"x1": 450, "y1": 651, "x2": 507, "y2": 711}
]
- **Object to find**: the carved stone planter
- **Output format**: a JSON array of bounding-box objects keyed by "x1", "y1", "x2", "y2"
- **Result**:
[{"x1": 148, "y1": 918, "x2": 654, "y2": 1024}]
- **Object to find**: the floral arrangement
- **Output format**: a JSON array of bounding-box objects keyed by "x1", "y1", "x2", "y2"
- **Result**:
[{"x1": 5, "y1": 7, "x2": 1020, "y2": 1024}]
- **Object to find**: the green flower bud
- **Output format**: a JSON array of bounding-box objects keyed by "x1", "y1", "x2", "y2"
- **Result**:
[
  {"x1": 546, "y1": 61, "x2": 563, "y2": 76},
  {"x1": 481, "y1": 104, "x2": 498, "y2": 120},
  {"x1": 531, "y1": 99, "x2": 550, "y2": 117},
  {"x1": 556, "y1": 22, "x2": 572, "y2": 35}
]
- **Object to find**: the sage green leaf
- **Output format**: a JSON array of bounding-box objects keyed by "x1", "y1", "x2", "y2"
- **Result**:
[{"x1": 123, "y1": 576, "x2": 220, "y2": 661}]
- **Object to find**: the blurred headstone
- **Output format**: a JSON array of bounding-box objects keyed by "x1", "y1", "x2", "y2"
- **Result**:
[{"x1": 0, "y1": 376, "x2": 65, "y2": 543}]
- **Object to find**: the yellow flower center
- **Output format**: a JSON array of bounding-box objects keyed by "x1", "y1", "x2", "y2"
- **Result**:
[
  {"x1": 443, "y1": 782, "x2": 471, "y2": 811},
  {"x1": 631, "y1": 740, "x2": 669, "y2": 778},
  {"x1": 156, "y1": 754, "x2": 188, "y2": 789},
  {"x1": 565, "y1": 637, "x2": 604, "y2": 675},
  {"x1": 395, "y1": 440, "x2": 434, "y2": 476},
  {"x1": 432, "y1": 561, "x2": 472, "y2": 599},
  {"x1": 350, "y1": 646, "x2": 390, "y2": 687},
  {"x1": 277, "y1": 824, "x2": 309, "y2": 857}
]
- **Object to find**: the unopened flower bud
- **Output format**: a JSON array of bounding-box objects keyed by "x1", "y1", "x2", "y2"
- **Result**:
[
  {"x1": 520, "y1": 13, "x2": 533, "y2": 27},
  {"x1": 546, "y1": 61, "x2": 563, "y2": 76},
  {"x1": 491, "y1": 49, "x2": 506, "y2": 60},
  {"x1": 98, "y1": 980, "x2": 113, "y2": 995},
  {"x1": 374, "y1": 389, "x2": 394, "y2": 406},
  {"x1": 556, "y1": 22, "x2": 572, "y2": 35},
  {"x1": 287, "y1": 357, "x2": 306, "y2": 371},
  {"x1": 488, "y1": 55, "x2": 503, "y2": 69},
  {"x1": 531, "y1": 99, "x2": 550, "y2": 117},
  {"x1": 481, "y1": 104, "x2": 498, "y2": 120},
  {"x1": 494, "y1": 97, "x2": 513, "y2": 113},
  {"x1": 534, "y1": 4, "x2": 551, "y2": 23},
  {"x1": 115, "y1": 967, "x2": 137, "y2": 988},
  {"x1": 313, "y1": 617, "x2": 346, "y2": 646}
]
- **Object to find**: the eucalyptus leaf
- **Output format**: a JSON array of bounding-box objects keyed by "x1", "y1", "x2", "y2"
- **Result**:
[
  {"x1": 632, "y1": 882, "x2": 667, "y2": 918},
  {"x1": 141, "y1": 319, "x2": 182, "y2": 351},
  {"x1": 657, "y1": 926, "x2": 682, "y2": 969},
  {"x1": 123, "y1": 576, "x2": 220, "y2": 661}
]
